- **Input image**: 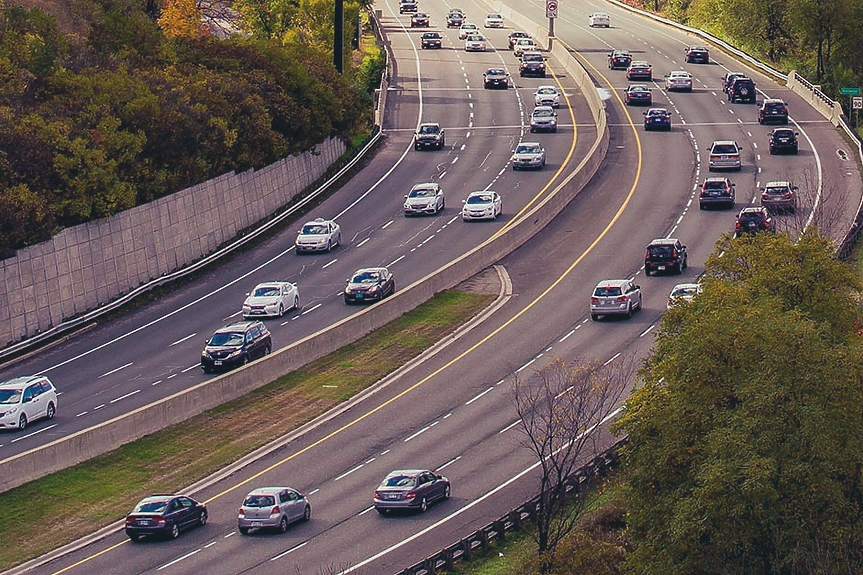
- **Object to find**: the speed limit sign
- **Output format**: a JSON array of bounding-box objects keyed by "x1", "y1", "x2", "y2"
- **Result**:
[
  {"x1": 546, "y1": 0, "x2": 558, "y2": 18},
  {"x1": 853, "y1": 96, "x2": 862, "y2": 110}
]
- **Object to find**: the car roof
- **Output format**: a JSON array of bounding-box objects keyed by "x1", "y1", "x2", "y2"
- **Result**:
[
  {"x1": 467, "y1": 190, "x2": 496, "y2": 197},
  {"x1": 0, "y1": 375, "x2": 47, "y2": 388},
  {"x1": 671, "y1": 283, "x2": 701, "y2": 290},
  {"x1": 303, "y1": 217, "x2": 332, "y2": 225},
  {"x1": 411, "y1": 182, "x2": 438, "y2": 188},
  {"x1": 763, "y1": 98, "x2": 785, "y2": 103},
  {"x1": 594, "y1": 279, "x2": 629, "y2": 288},
  {"x1": 245, "y1": 486, "x2": 296, "y2": 495},
  {"x1": 353, "y1": 267, "x2": 388, "y2": 274},
  {"x1": 630, "y1": 60, "x2": 650, "y2": 66},
  {"x1": 215, "y1": 321, "x2": 258, "y2": 333},
  {"x1": 253, "y1": 282, "x2": 288, "y2": 288},
  {"x1": 522, "y1": 50, "x2": 542, "y2": 56},
  {"x1": 765, "y1": 180, "x2": 791, "y2": 187},
  {"x1": 740, "y1": 206, "x2": 766, "y2": 213},
  {"x1": 419, "y1": 122, "x2": 440, "y2": 128},
  {"x1": 517, "y1": 141, "x2": 542, "y2": 147},
  {"x1": 688, "y1": 45, "x2": 708, "y2": 50},
  {"x1": 669, "y1": 70, "x2": 690, "y2": 75},
  {"x1": 711, "y1": 140, "x2": 738, "y2": 146},
  {"x1": 648, "y1": 238, "x2": 679, "y2": 245},
  {"x1": 646, "y1": 107, "x2": 669, "y2": 113},
  {"x1": 533, "y1": 105, "x2": 555, "y2": 111}
]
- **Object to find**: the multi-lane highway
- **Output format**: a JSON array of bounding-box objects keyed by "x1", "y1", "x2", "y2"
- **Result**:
[{"x1": 8, "y1": 0, "x2": 863, "y2": 573}]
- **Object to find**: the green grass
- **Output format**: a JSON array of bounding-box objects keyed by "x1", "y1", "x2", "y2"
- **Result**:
[{"x1": 0, "y1": 290, "x2": 494, "y2": 571}]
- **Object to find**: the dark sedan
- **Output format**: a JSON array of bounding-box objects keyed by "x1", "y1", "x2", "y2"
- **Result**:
[
  {"x1": 125, "y1": 495, "x2": 208, "y2": 541},
  {"x1": 643, "y1": 107, "x2": 671, "y2": 130},
  {"x1": 420, "y1": 31, "x2": 442, "y2": 49},
  {"x1": 626, "y1": 60, "x2": 652, "y2": 80},
  {"x1": 374, "y1": 469, "x2": 451, "y2": 514},
  {"x1": 624, "y1": 84, "x2": 652, "y2": 106},
  {"x1": 607, "y1": 50, "x2": 632, "y2": 69},
  {"x1": 344, "y1": 267, "x2": 395, "y2": 304},
  {"x1": 410, "y1": 12, "x2": 430, "y2": 27}
]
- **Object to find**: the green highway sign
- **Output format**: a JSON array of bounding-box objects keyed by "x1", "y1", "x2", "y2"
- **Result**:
[{"x1": 840, "y1": 87, "x2": 861, "y2": 95}]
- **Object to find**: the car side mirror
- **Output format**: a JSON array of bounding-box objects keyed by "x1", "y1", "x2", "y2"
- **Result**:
[
  {"x1": 643, "y1": 111, "x2": 648, "y2": 116},
  {"x1": 795, "y1": 132, "x2": 799, "y2": 135}
]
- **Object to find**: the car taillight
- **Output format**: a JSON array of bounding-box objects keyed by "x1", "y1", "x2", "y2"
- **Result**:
[
  {"x1": 126, "y1": 516, "x2": 134, "y2": 525},
  {"x1": 735, "y1": 222, "x2": 741, "y2": 229},
  {"x1": 761, "y1": 193, "x2": 769, "y2": 200},
  {"x1": 784, "y1": 192, "x2": 793, "y2": 198},
  {"x1": 616, "y1": 296, "x2": 627, "y2": 302},
  {"x1": 374, "y1": 491, "x2": 382, "y2": 499},
  {"x1": 238, "y1": 508, "x2": 245, "y2": 517},
  {"x1": 405, "y1": 492, "x2": 416, "y2": 500},
  {"x1": 152, "y1": 517, "x2": 165, "y2": 525},
  {"x1": 590, "y1": 297, "x2": 599, "y2": 304},
  {"x1": 672, "y1": 250, "x2": 678, "y2": 258},
  {"x1": 269, "y1": 505, "x2": 281, "y2": 516}
]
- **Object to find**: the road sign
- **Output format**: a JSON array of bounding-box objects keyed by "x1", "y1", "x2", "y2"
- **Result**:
[
  {"x1": 546, "y1": 0, "x2": 558, "y2": 18},
  {"x1": 840, "y1": 87, "x2": 861, "y2": 96},
  {"x1": 853, "y1": 96, "x2": 863, "y2": 110}
]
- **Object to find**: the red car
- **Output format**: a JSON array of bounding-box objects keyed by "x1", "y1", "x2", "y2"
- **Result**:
[{"x1": 734, "y1": 206, "x2": 774, "y2": 237}]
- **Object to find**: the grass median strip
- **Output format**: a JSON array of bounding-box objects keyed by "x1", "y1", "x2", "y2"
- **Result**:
[{"x1": 0, "y1": 289, "x2": 495, "y2": 571}]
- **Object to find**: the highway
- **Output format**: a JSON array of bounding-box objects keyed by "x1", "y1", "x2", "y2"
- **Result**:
[{"x1": 10, "y1": 0, "x2": 863, "y2": 572}]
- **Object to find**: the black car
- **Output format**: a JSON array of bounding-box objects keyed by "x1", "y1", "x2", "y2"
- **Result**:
[
  {"x1": 519, "y1": 51, "x2": 546, "y2": 77},
  {"x1": 643, "y1": 108, "x2": 671, "y2": 131},
  {"x1": 125, "y1": 495, "x2": 208, "y2": 541},
  {"x1": 374, "y1": 469, "x2": 450, "y2": 514},
  {"x1": 607, "y1": 50, "x2": 632, "y2": 69},
  {"x1": 483, "y1": 67, "x2": 509, "y2": 89},
  {"x1": 699, "y1": 177, "x2": 736, "y2": 209},
  {"x1": 684, "y1": 45, "x2": 709, "y2": 64},
  {"x1": 758, "y1": 99, "x2": 789, "y2": 124},
  {"x1": 644, "y1": 238, "x2": 688, "y2": 275},
  {"x1": 624, "y1": 84, "x2": 652, "y2": 106},
  {"x1": 410, "y1": 12, "x2": 430, "y2": 27},
  {"x1": 626, "y1": 61, "x2": 652, "y2": 81},
  {"x1": 734, "y1": 206, "x2": 774, "y2": 237},
  {"x1": 507, "y1": 31, "x2": 530, "y2": 49},
  {"x1": 414, "y1": 123, "x2": 445, "y2": 150},
  {"x1": 446, "y1": 10, "x2": 464, "y2": 27},
  {"x1": 344, "y1": 267, "x2": 395, "y2": 304},
  {"x1": 728, "y1": 77, "x2": 756, "y2": 103},
  {"x1": 420, "y1": 31, "x2": 442, "y2": 49},
  {"x1": 201, "y1": 320, "x2": 272, "y2": 372},
  {"x1": 768, "y1": 128, "x2": 799, "y2": 154}
]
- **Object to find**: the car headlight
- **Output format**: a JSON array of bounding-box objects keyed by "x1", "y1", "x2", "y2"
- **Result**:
[
  {"x1": 242, "y1": 304, "x2": 251, "y2": 311},
  {"x1": 227, "y1": 349, "x2": 243, "y2": 359},
  {"x1": 404, "y1": 203, "x2": 411, "y2": 209},
  {"x1": 369, "y1": 285, "x2": 380, "y2": 293}
]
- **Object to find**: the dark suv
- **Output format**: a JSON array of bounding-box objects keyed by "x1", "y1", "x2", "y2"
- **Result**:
[
  {"x1": 758, "y1": 99, "x2": 789, "y2": 124},
  {"x1": 728, "y1": 77, "x2": 756, "y2": 103},
  {"x1": 201, "y1": 321, "x2": 272, "y2": 372},
  {"x1": 645, "y1": 238, "x2": 688, "y2": 275},
  {"x1": 734, "y1": 206, "x2": 774, "y2": 237},
  {"x1": 699, "y1": 177, "x2": 736, "y2": 209},
  {"x1": 768, "y1": 128, "x2": 799, "y2": 154},
  {"x1": 520, "y1": 51, "x2": 546, "y2": 77},
  {"x1": 684, "y1": 45, "x2": 709, "y2": 64}
]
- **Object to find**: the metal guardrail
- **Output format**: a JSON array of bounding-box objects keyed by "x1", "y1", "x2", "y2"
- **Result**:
[{"x1": 394, "y1": 438, "x2": 627, "y2": 575}]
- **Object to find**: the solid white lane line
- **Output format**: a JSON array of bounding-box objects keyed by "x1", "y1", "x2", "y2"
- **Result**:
[
  {"x1": 499, "y1": 420, "x2": 520, "y2": 434},
  {"x1": 97, "y1": 362, "x2": 133, "y2": 379},
  {"x1": 335, "y1": 464, "x2": 364, "y2": 481},
  {"x1": 271, "y1": 542, "x2": 308, "y2": 561},
  {"x1": 10, "y1": 424, "x2": 57, "y2": 443},
  {"x1": 169, "y1": 333, "x2": 197, "y2": 347},
  {"x1": 465, "y1": 387, "x2": 494, "y2": 406},
  {"x1": 322, "y1": 259, "x2": 338, "y2": 269},
  {"x1": 158, "y1": 549, "x2": 201, "y2": 571}
]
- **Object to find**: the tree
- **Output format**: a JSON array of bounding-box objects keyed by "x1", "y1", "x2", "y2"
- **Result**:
[
  {"x1": 158, "y1": 0, "x2": 200, "y2": 39},
  {"x1": 511, "y1": 358, "x2": 630, "y2": 574},
  {"x1": 615, "y1": 232, "x2": 863, "y2": 574}
]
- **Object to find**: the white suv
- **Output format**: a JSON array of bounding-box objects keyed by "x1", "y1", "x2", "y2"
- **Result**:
[{"x1": 0, "y1": 376, "x2": 58, "y2": 431}]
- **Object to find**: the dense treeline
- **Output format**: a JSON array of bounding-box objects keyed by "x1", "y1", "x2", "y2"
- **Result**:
[
  {"x1": 0, "y1": 0, "x2": 374, "y2": 253},
  {"x1": 635, "y1": 0, "x2": 863, "y2": 95}
]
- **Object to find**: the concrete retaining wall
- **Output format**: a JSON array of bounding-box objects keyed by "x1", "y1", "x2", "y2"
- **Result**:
[
  {"x1": 0, "y1": 138, "x2": 346, "y2": 347},
  {"x1": 0, "y1": 7, "x2": 609, "y2": 493}
]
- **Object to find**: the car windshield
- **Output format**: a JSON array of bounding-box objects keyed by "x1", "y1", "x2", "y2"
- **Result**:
[
  {"x1": 466, "y1": 35, "x2": 483, "y2": 41},
  {"x1": 382, "y1": 475, "x2": 417, "y2": 488},
  {"x1": 649, "y1": 246, "x2": 675, "y2": 257},
  {"x1": 765, "y1": 102, "x2": 785, "y2": 110},
  {"x1": 409, "y1": 187, "x2": 436, "y2": 198},
  {"x1": 516, "y1": 39, "x2": 533, "y2": 46},
  {"x1": 740, "y1": 212, "x2": 764, "y2": 222},
  {"x1": 0, "y1": 389, "x2": 22, "y2": 404},
  {"x1": 352, "y1": 271, "x2": 380, "y2": 284},
  {"x1": 712, "y1": 144, "x2": 738, "y2": 154},
  {"x1": 533, "y1": 109, "x2": 554, "y2": 118},
  {"x1": 134, "y1": 500, "x2": 168, "y2": 513},
  {"x1": 648, "y1": 110, "x2": 667, "y2": 117},
  {"x1": 423, "y1": 33, "x2": 439, "y2": 38},
  {"x1": 537, "y1": 87, "x2": 556, "y2": 95},
  {"x1": 773, "y1": 130, "x2": 794, "y2": 137},
  {"x1": 467, "y1": 194, "x2": 494, "y2": 205},
  {"x1": 595, "y1": 286, "x2": 622, "y2": 297},
  {"x1": 301, "y1": 224, "x2": 328, "y2": 235},
  {"x1": 523, "y1": 54, "x2": 542, "y2": 62},
  {"x1": 488, "y1": 13, "x2": 501, "y2": 18},
  {"x1": 252, "y1": 286, "x2": 280, "y2": 297},
  {"x1": 419, "y1": 125, "x2": 439, "y2": 134},
  {"x1": 765, "y1": 185, "x2": 790, "y2": 195},
  {"x1": 461, "y1": 24, "x2": 476, "y2": 29},
  {"x1": 672, "y1": 286, "x2": 698, "y2": 298},
  {"x1": 629, "y1": 86, "x2": 649, "y2": 93},
  {"x1": 703, "y1": 181, "x2": 727, "y2": 191},
  {"x1": 516, "y1": 144, "x2": 541, "y2": 154},
  {"x1": 670, "y1": 72, "x2": 689, "y2": 77},
  {"x1": 209, "y1": 332, "x2": 244, "y2": 346},
  {"x1": 487, "y1": 69, "x2": 505, "y2": 76},
  {"x1": 243, "y1": 495, "x2": 276, "y2": 507},
  {"x1": 631, "y1": 61, "x2": 649, "y2": 67}
]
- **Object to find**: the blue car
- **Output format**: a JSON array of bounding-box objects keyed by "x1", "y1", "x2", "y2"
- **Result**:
[{"x1": 643, "y1": 108, "x2": 672, "y2": 131}]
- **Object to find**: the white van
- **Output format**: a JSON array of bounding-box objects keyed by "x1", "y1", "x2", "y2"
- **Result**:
[{"x1": 0, "y1": 376, "x2": 58, "y2": 430}]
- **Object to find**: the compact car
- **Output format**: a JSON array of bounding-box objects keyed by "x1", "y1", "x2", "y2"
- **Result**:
[
  {"x1": 684, "y1": 45, "x2": 709, "y2": 63},
  {"x1": 643, "y1": 108, "x2": 672, "y2": 131},
  {"x1": 511, "y1": 142, "x2": 546, "y2": 170},
  {"x1": 624, "y1": 84, "x2": 652, "y2": 106},
  {"x1": 483, "y1": 68, "x2": 509, "y2": 89},
  {"x1": 664, "y1": 70, "x2": 693, "y2": 92},
  {"x1": 404, "y1": 182, "x2": 445, "y2": 215},
  {"x1": 626, "y1": 61, "x2": 652, "y2": 81},
  {"x1": 529, "y1": 106, "x2": 558, "y2": 132},
  {"x1": 588, "y1": 12, "x2": 610, "y2": 27},
  {"x1": 607, "y1": 50, "x2": 632, "y2": 69},
  {"x1": 237, "y1": 487, "x2": 311, "y2": 534},
  {"x1": 534, "y1": 85, "x2": 561, "y2": 107}
]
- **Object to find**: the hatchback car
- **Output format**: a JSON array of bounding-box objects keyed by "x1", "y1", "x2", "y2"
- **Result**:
[
  {"x1": 728, "y1": 76, "x2": 756, "y2": 103},
  {"x1": 0, "y1": 376, "x2": 57, "y2": 431},
  {"x1": 410, "y1": 12, "x2": 429, "y2": 27},
  {"x1": 644, "y1": 238, "x2": 688, "y2": 275},
  {"x1": 484, "y1": 13, "x2": 504, "y2": 28},
  {"x1": 684, "y1": 45, "x2": 710, "y2": 63},
  {"x1": 446, "y1": 10, "x2": 464, "y2": 27},
  {"x1": 768, "y1": 128, "x2": 799, "y2": 154},
  {"x1": 464, "y1": 34, "x2": 487, "y2": 52},
  {"x1": 588, "y1": 12, "x2": 610, "y2": 27},
  {"x1": 237, "y1": 487, "x2": 311, "y2": 535},
  {"x1": 530, "y1": 106, "x2": 558, "y2": 132},
  {"x1": 758, "y1": 98, "x2": 789, "y2": 124},
  {"x1": 643, "y1": 108, "x2": 671, "y2": 131},
  {"x1": 483, "y1": 68, "x2": 509, "y2": 89},
  {"x1": 201, "y1": 321, "x2": 272, "y2": 372},
  {"x1": 734, "y1": 206, "x2": 774, "y2": 237},
  {"x1": 420, "y1": 31, "x2": 442, "y2": 49},
  {"x1": 415, "y1": 123, "x2": 445, "y2": 150},
  {"x1": 374, "y1": 469, "x2": 451, "y2": 514},
  {"x1": 707, "y1": 140, "x2": 743, "y2": 171},
  {"x1": 513, "y1": 38, "x2": 537, "y2": 58},
  {"x1": 344, "y1": 267, "x2": 395, "y2": 304},
  {"x1": 760, "y1": 180, "x2": 798, "y2": 213},
  {"x1": 295, "y1": 218, "x2": 341, "y2": 253},
  {"x1": 664, "y1": 70, "x2": 693, "y2": 92},
  {"x1": 462, "y1": 190, "x2": 502, "y2": 221},
  {"x1": 399, "y1": 0, "x2": 417, "y2": 13},
  {"x1": 511, "y1": 142, "x2": 546, "y2": 170},
  {"x1": 508, "y1": 31, "x2": 530, "y2": 49},
  {"x1": 667, "y1": 283, "x2": 702, "y2": 310},
  {"x1": 404, "y1": 182, "x2": 445, "y2": 215},
  {"x1": 607, "y1": 50, "x2": 632, "y2": 69},
  {"x1": 699, "y1": 177, "x2": 736, "y2": 209},
  {"x1": 534, "y1": 85, "x2": 561, "y2": 107},
  {"x1": 590, "y1": 279, "x2": 642, "y2": 320},
  {"x1": 458, "y1": 22, "x2": 478, "y2": 39},
  {"x1": 520, "y1": 51, "x2": 546, "y2": 77},
  {"x1": 624, "y1": 84, "x2": 652, "y2": 106},
  {"x1": 125, "y1": 495, "x2": 207, "y2": 541},
  {"x1": 242, "y1": 281, "x2": 299, "y2": 318},
  {"x1": 626, "y1": 61, "x2": 652, "y2": 81}
]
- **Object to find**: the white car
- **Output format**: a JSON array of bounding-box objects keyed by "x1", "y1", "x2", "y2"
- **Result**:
[
  {"x1": 664, "y1": 70, "x2": 693, "y2": 92},
  {"x1": 243, "y1": 282, "x2": 300, "y2": 318},
  {"x1": 458, "y1": 22, "x2": 478, "y2": 39},
  {"x1": 588, "y1": 12, "x2": 610, "y2": 27},
  {"x1": 464, "y1": 34, "x2": 487, "y2": 52},
  {"x1": 404, "y1": 182, "x2": 445, "y2": 216},
  {"x1": 590, "y1": 279, "x2": 642, "y2": 320},
  {"x1": 0, "y1": 375, "x2": 57, "y2": 431},
  {"x1": 295, "y1": 217, "x2": 341, "y2": 253},
  {"x1": 513, "y1": 38, "x2": 536, "y2": 58},
  {"x1": 462, "y1": 191, "x2": 502, "y2": 221},
  {"x1": 534, "y1": 85, "x2": 561, "y2": 107},
  {"x1": 484, "y1": 13, "x2": 504, "y2": 28},
  {"x1": 667, "y1": 283, "x2": 702, "y2": 310}
]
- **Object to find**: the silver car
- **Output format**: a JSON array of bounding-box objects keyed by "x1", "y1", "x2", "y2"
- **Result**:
[
  {"x1": 667, "y1": 283, "x2": 702, "y2": 310},
  {"x1": 238, "y1": 487, "x2": 311, "y2": 534},
  {"x1": 0, "y1": 375, "x2": 58, "y2": 430},
  {"x1": 590, "y1": 279, "x2": 642, "y2": 320},
  {"x1": 242, "y1": 281, "x2": 300, "y2": 318},
  {"x1": 664, "y1": 70, "x2": 693, "y2": 92},
  {"x1": 295, "y1": 218, "x2": 341, "y2": 253},
  {"x1": 511, "y1": 142, "x2": 546, "y2": 170},
  {"x1": 404, "y1": 183, "x2": 444, "y2": 216},
  {"x1": 707, "y1": 140, "x2": 742, "y2": 171},
  {"x1": 530, "y1": 106, "x2": 558, "y2": 133},
  {"x1": 534, "y1": 85, "x2": 561, "y2": 107}
]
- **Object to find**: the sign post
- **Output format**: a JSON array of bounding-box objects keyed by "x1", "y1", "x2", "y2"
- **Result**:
[
  {"x1": 546, "y1": 0, "x2": 558, "y2": 50},
  {"x1": 840, "y1": 87, "x2": 861, "y2": 125},
  {"x1": 853, "y1": 96, "x2": 863, "y2": 128}
]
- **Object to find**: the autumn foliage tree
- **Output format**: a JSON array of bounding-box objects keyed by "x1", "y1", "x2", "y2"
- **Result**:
[{"x1": 158, "y1": 0, "x2": 200, "y2": 39}]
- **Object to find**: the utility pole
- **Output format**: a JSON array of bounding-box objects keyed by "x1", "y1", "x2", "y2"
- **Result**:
[{"x1": 334, "y1": 0, "x2": 344, "y2": 73}]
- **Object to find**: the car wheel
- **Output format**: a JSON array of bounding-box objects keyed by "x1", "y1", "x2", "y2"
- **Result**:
[
  {"x1": 46, "y1": 402, "x2": 56, "y2": 420},
  {"x1": 278, "y1": 304, "x2": 284, "y2": 317},
  {"x1": 325, "y1": 239, "x2": 331, "y2": 252},
  {"x1": 264, "y1": 345, "x2": 271, "y2": 356},
  {"x1": 637, "y1": 296, "x2": 643, "y2": 310},
  {"x1": 128, "y1": 533, "x2": 141, "y2": 542},
  {"x1": 626, "y1": 303, "x2": 633, "y2": 319},
  {"x1": 591, "y1": 314, "x2": 599, "y2": 321},
  {"x1": 645, "y1": 268, "x2": 651, "y2": 276},
  {"x1": 530, "y1": 127, "x2": 535, "y2": 133},
  {"x1": 278, "y1": 516, "x2": 288, "y2": 533},
  {"x1": 376, "y1": 508, "x2": 387, "y2": 515},
  {"x1": 419, "y1": 498, "x2": 428, "y2": 513},
  {"x1": 18, "y1": 413, "x2": 27, "y2": 430},
  {"x1": 202, "y1": 365, "x2": 212, "y2": 374},
  {"x1": 170, "y1": 523, "x2": 180, "y2": 539},
  {"x1": 242, "y1": 355, "x2": 250, "y2": 366},
  {"x1": 293, "y1": 295, "x2": 300, "y2": 310},
  {"x1": 239, "y1": 527, "x2": 249, "y2": 535},
  {"x1": 199, "y1": 511, "x2": 208, "y2": 526},
  {"x1": 415, "y1": 144, "x2": 420, "y2": 151},
  {"x1": 303, "y1": 505, "x2": 311, "y2": 522},
  {"x1": 444, "y1": 484, "x2": 451, "y2": 499}
]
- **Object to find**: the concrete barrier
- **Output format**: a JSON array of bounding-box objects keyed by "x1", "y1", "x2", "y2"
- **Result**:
[{"x1": 0, "y1": 6, "x2": 609, "y2": 493}]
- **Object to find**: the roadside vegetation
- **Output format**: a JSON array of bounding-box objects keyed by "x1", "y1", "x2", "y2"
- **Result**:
[{"x1": 0, "y1": 290, "x2": 494, "y2": 571}]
